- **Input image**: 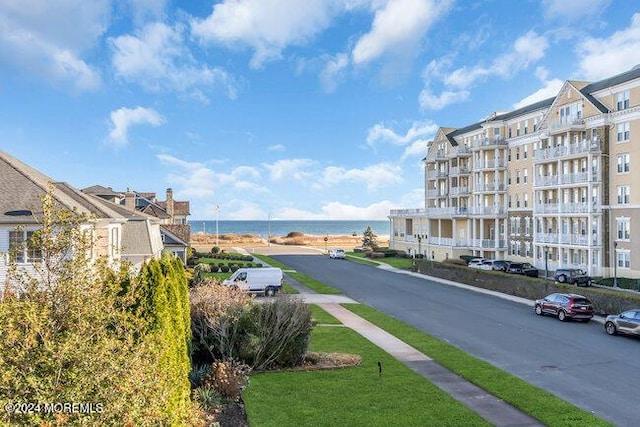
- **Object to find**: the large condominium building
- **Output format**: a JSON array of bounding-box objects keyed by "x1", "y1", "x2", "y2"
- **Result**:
[{"x1": 389, "y1": 66, "x2": 640, "y2": 279}]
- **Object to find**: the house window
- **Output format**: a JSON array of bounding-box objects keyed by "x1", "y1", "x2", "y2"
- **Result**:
[
  {"x1": 523, "y1": 169, "x2": 528, "y2": 184},
  {"x1": 508, "y1": 127, "x2": 512, "y2": 138},
  {"x1": 516, "y1": 170, "x2": 520, "y2": 184},
  {"x1": 525, "y1": 217, "x2": 531, "y2": 236},
  {"x1": 524, "y1": 120, "x2": 528, "y2": 134},
  {"x1": 516, "y1": 194, "x2": 520, "y2": 208},
  {"x1": 617, "y1": 153, "x2": 630, "y2": 173},
  {"x1": 617, "y1": 185, "x2": 630, "y2": 205},
  {"x1": 616, "y1": 251, "x2": 631, "y2": 269},
  {"x1": 516, "y1": 147, "x2": 520, "y2": 160},
  {"x1": 508, "y1": 195, "x2": 512, "y2": 208},
  {"x1": 8, "y1": 230, "x2": 42, "y2": 263},
  {"x1": 523, "y1": 144, "x2": 528, "y2": 159},
  {"x1": 524, "y1": 193, "x2": 529, "y2": 208},
  {"x1": 617, "y1": 218, "x2": 631, "y2": 241},
  {"x1": 617, "y1": 122, "x2": 630, "y2": 142},
  {"x1": 111, "y1": 227, "x2": 119, "y2": 258},
  {"x1": 617, "y1": 90, "x2": 630, "y2": 111},
  {"x1": 516, "y1": 123, "x2": 521, "y2": 136},
  {"x1": 533, "y1": 118, "x2": 538, "y2": 132}
]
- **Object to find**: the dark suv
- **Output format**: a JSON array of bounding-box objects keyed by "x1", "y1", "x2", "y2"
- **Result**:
[
  {"x1": 508, "y1": 262, "x2": 539, "y2": 277},
  {"x1": 534, "y1": 293, "x2": 594, "y2": 322},
  {"x1": 554, "y1": 268, "x2": 592, "y2": 286}
]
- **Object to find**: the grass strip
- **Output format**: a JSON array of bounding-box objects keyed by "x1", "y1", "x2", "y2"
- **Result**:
[
  {"x1": 344, "y1": 303, "x2": 612, "y2": 427},
  {"x1": 309, "y1": 304, "x2": 341, "y2": 324},
  {"x1": 244, "y1": 325, "x2": 490, "y2": 426},
  {"x1": 347, "y1": 252, "x2": 414, "y2": 269},
  {"x1": 252, "y1": 254, "x2": 342, "y2": 294}
]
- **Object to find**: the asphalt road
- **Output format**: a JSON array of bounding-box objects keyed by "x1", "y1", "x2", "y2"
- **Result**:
[{"x1": 267, "y1": 250, "x2": 640, "y2": 427}]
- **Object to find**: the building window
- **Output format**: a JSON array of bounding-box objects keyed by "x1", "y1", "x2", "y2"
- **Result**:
[
  {"x1": 523, "y1": 144, "x2": 528, "y2": 158},
  {"x1": 525, "y1": 217, "x2": 531, "y2": 236},
  {"x1": 508, "y1": 127, "x2": 512, "y2": 138},
  {"x1": 516, "y1": 147, "x2": 520, "y2": 160},
  {"x1": 523, "y1": 169, "x2": 528, "y2": 184},
  {"x1": 111, "y1": 227, "x2": 119, "y2": 258},
  {"x1": 617, "y1": 218, "x2": 631, "y2": 241},
  {"x1": 617, "y1": 122, "x2": 630, "y2": 142},
  {"x1": 617, "y1": 90, "x2": 630, "y2": 111},
  {"x1": 524, "y1": 193, "x2": 529, "y2": 208},
  {"x1": 8, "y1": 230, "x2": 42, "y2": 263},
  {"x1": 617, "y1": 153, "x2": 630, "y2": 173},
  {"x1": 616, "y1": 251, "x2": 631, "y2": 269},
  {"x1": 516, "y1": 123, "x2": 521, "y2": 136},
  {"x1": 508, "y1": 195, "x2": 512, "y2": 208},
  {"x1": 516, "y1": 194, "x2": 520, "y2": 208},
  {"x1": 617, "y1": 185, "x2": 630, "y2": 205},
  {"x1": 516, "y1": 170, "x2": 520, "y2": 184},
  {"x1": 524, "y1": 120, "x2": 528, "y2": 134},
  {"x1": 533, "y1": 118, "x2": 538, "y2": 132}
]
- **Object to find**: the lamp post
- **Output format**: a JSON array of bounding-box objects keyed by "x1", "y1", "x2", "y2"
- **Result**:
[
  {"x1": 268, "y1": 212, "x2": 272, "y2": 247},
  {"x1": 614, "y1": 241, "x2": 618, "y2": 288},
  {"x1": 215, "y1": 205, "x2": 220, "y2": 248},
  {"x1": 544, "y1": 245, "x2": 549, "y2": 279},
  {"x1": 417, "y1": 234, "x2": 423, "y2": 259}
]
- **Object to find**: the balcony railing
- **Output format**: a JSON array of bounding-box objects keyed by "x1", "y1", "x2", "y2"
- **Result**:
[
  {"x1": 474, "y1": 183, "x2": 506, "y2": 193},
  {"x1": 535, "y1": 233, "x2": 600, "y2": 246},
  {"x1": 426, "y1": 170, "x2": 448, "y2": 179},
  {"x1": 475, "y1": 159, "x2": 507, "y2": 169},
  {"x1": 469, "y1": 206, "x2": 507, "y2": 216},
  {"x1": 547, "y1": 116, "x2": 585, "y2": 133},
  {"x1": 470, "y1": 239, "x2": 508, "y2": 249},
  {"x1": 426, "y1": 189, "x2": 446, "y2": 198},
  {"x1": 389, "y1": 208, "x2": 425, "y2": 216},
  {"x1": 427, "y1": 237, "x2": 469, "y2": 247},
  {"x1": 450, "y1": 145, "x2": 472, "y2": 157},
  {"x1": 450, "y1": 166, "x2": 469, "y2": 176},
  {"x1": 472, "y1": 136, "x2": 507, "y2": 149},
  {"x1": 450, "y1": 186, "x2": 469, "y2": 196},
  {"x1": 426, "y1": 207, "x2": 469, "y2": 217},
  {"x1": 533, "y1": 202, "x2": 600, "y2": 214},
  {"x1": 534, "y1": 138, "x2": 601, "y2": 162}
]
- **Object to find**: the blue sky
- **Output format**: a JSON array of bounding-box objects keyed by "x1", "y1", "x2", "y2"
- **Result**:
[{"x1": 1, "y1": 0, "x2": 639, "y2": 220}]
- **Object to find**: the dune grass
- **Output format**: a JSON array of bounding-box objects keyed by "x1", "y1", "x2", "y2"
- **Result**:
[
  {"x1": 345, "y1": 303, "x2": 612, "y2": 427},
  {"x1": 244, "y1": 325, "x2": 490, "y2": 427}
]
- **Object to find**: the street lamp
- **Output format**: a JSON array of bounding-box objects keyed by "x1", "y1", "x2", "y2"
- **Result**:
[
  {"x1": 614, "y1": 241, "x2": 618, "y2": 288},
  {"x1": 268, "y1": 212, "x2": 272, "y2": 247},
  {"x1": 215, "y1": 205, "x2": 220, "y2": 248},
  {"x1": 544, "y1": 245, "x2": 549, "y2": 279}
]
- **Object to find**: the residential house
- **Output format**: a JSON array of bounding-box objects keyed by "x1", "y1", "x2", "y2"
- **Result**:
[
  {"x1": 0, "y1": 151, "x2": 164, "y2": 291},
  {"x1": 390, "y1": 66, "x2": 640, "y2": 279},
  {"x1": 83, "y1": 186, "x2": 191, "y2": 263}
]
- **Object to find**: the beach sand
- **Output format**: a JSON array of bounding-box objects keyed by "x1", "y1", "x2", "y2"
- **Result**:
[{"x1": 190, "y1": 232, "x2": 388, "y2": 253}]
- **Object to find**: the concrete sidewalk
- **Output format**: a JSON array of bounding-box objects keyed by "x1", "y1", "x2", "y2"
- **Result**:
[{"x1": 316, "y1": 302, "x2": 543, "y2": 427}]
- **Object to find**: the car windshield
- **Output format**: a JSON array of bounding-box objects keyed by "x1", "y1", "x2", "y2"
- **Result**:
[{"x1": 572, "y1": 298, "x2": 591, "y2": 305}]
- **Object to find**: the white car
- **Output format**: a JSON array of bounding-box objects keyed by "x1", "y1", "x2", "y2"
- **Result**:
[
  {"x1": 329, "y1": 249, "x2": 346, "y2": 259},
  {"x1": 468, "y1": 258, "x2": 484, "y2": 268}
]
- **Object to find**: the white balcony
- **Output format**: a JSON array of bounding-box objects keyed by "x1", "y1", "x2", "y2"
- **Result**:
[
  {"x1": 450, "y1": 166, "x2": 469, "y2": 176},
  {"x1": 534, "y1": 138, "x2": 601, "y2": 162},
  {"x1": 389, "y1": 208, "x2": 425, "y2": 217},
  {"x1": 427, "y1": 236, "x2": 469, "y2": 247},
  {"x1": 535, "y1": 233, "x2": 558, "y2": 243},
  {"x1": 470, "y1": 238, "x2": 508, "y2": 249},
  {"x1": 426, "y1": 189, "x2": 446, "y2": 198},
  {"x1": 534, "y1": 175, "x2": 559, "y2": 186},
  {"x1": 472, "y1": 136, "x2": 507, "y2": 150},
  {"x1": 426, "y1": 207, "x2": 469, "y2": 217},
  {"x1": 451, "y1": 145, "x2": 472, "y2": 157},
  {"x1": 475, "y1": 159, "x2": 507, "y2": 169},
  {"x1": 450, "y1": 186, "x2": 469, "y2": 196},
  {"x1": 469, "y1": 206, "x2": 507, "y2": 216},
  {"x1": 427, "y1": 170, "x2": 448, "y2": 179},
  {"x1": 547, "y1": 116, "x2": 585, "y2": 134},
  {"x1": 474, "y1": 183, "x2": 506, "y2": 193}
]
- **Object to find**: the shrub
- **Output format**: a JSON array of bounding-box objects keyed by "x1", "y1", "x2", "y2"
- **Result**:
[
  {"x1": 211, "y1": 246, "x2": 220, "y2": 254},
  {"x1": 187, "y1": 256, "x2": 200, "y2": 266},
  {"x1": 220, "y1": 265, "x2": 230, "y2": 273},
  {"x1": 366, "y1": 252, "x2": 385, "y2": 259},
  {"x1": 204, "y1": 360, "x2": 251, "y2": 401},
  {"x1": 230, "y1": 264, "x2": 240, "y2": 272},
  {"x1": 443, "y1": 258, "x2": 467, "y2": 266},
  {"x1": 192, "y1": 385, "x2": 225, "y2": 410},
  {"x1": 286, "y1": 231, "x2": 304, "y2": 238}
]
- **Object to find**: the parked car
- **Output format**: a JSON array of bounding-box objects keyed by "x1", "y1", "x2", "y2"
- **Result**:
[
  {"x1": 554, "y1": 268, "x2": 592, "y2": 286},
  {"x1": 467, "y1": 258, "x2": 485, "y2": 268},
  {"x1": 492, "y1": 260, "x2": 511, "y2": 272},
  {"x1": 534, "y1": 293, "x2": 594, "y2": 322},
  {"x1": 480, "y1": 260, "x2": 495, "y2": 270},
  {"x1": 604, "y1": 309, "x2": 640, "y2": 336},
  {"x1": 329, "y1": 249, "x2": 346, "y2": 259},
  {"x1": 508, "y1": 262, "x2": 539, "y2": 277}
]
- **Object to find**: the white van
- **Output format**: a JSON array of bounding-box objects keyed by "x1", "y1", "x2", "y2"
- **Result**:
[{"x1": 222, "y1": 267, "x2": 283, "y2": 297}]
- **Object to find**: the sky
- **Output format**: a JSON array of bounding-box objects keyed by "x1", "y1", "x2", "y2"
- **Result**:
[{"x1": 1, "y1": 0, "x2": 640, "y2": 221}]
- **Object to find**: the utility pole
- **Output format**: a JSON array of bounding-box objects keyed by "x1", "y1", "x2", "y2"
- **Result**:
[{"x1": 215, "y1": 205, "x2": 220, "y2": 248}]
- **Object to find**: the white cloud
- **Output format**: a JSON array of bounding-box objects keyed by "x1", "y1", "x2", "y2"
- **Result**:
[
  {"x1": 320, "y1": 163, "x2": 402, "y2": 191},
  {"x1": 108, "y1": 107, "x2": 165, "y2": 146},
  {"x1": 191, "y1": 0, "x2": 340, "y2": 68},
  {"x1": 124, "y1": 0, "x2": 168, "y2": 24},
  {"x1": 0, "y1": 0, "x2": 107, "y2": 90},
  {"x1": 110, "y1": 22, "x2": 237, "y2": 101},
  {"x1": 577, "y1": 13, "x2": 640, "y2": 81},
  {"x1": 157, "y1": 154, "x2": 219, "y2": 198},
  {"x1": 419, "y1": 88, "x2": 469, "y2": 110},
  {"x1": 221, "y1": 200, "x2": 268, "y2": 220},
  {"x1": 352, "y1": 0, "x2": 452, "y2": 65},
  {"x1": 542, "y1": 0, "x2": 610, "y2": 21},
  {"x1": 513, "y1": 78, "x2": 563, "y2": 109},
  {"x1": 419, "y1": 31, "x2": 548, "y2": 110},
  {"x1": 318, "y1": 200, "x2": 396, "y2": 220},
  {"x1": 320, "y1": 53, "x2": 349, "y2": 92},
  {"x1": 262, "y1": 159, "x2": 315, "y2": 181},
  {"x1": 366, "y1": 120, "x2": 437, "y2": 157},
  {"x1": 267, "y1": 144, "x2": 286, "y2": 152}
]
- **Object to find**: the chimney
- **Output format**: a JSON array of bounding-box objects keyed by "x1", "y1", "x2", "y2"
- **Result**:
[
  {"x1": 124, "y1": 188, "x2": 136, "y2": 211},
  {"x1": 166, "y1": 188, "x2": 174, "y2": 222}
]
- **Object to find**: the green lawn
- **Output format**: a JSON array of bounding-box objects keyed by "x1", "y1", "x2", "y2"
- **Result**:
[
  {"x1": 344, "y1": 304, "x2": 612, "y2": 427},
  {"x1": 310, "y1": 304, "x2": 341, "y2": 324},
  {"x1": 347, "y1": 252, "x2": 414, "y2": 269},
  {"x1": 244, "y1": 325, "x2": 490, "y2": 427}
]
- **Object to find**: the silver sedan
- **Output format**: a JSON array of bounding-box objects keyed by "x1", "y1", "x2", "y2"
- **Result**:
[{"x1": 605, "y1": 309, "x2": 640, "y2": 337}]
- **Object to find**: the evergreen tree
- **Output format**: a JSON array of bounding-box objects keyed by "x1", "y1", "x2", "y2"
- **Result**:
[{"x1": 362, "y1": 226, "x2": 378, "y2": 250}]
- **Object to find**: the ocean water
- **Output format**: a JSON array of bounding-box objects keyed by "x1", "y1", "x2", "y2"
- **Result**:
[{"x1": 189, "y1": 220, "x2": 390, "y2": 238}]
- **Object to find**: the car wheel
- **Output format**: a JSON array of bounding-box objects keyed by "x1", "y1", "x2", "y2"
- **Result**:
[
  {"x1": 264, "y1": 287, "x2": 276, "y2": 297},
  {"x1": 535, "y1": 305, "x2": 543, "y2": 315},
  {"x1": 558, "y1": 275, "x2": 566, "y2": 283},
  {"x1": 558, "y1": 310, "x2": 567, "y2": 321},
  {"x1": 605, "y1": 322, "x2": 617, "y2": 335}
]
